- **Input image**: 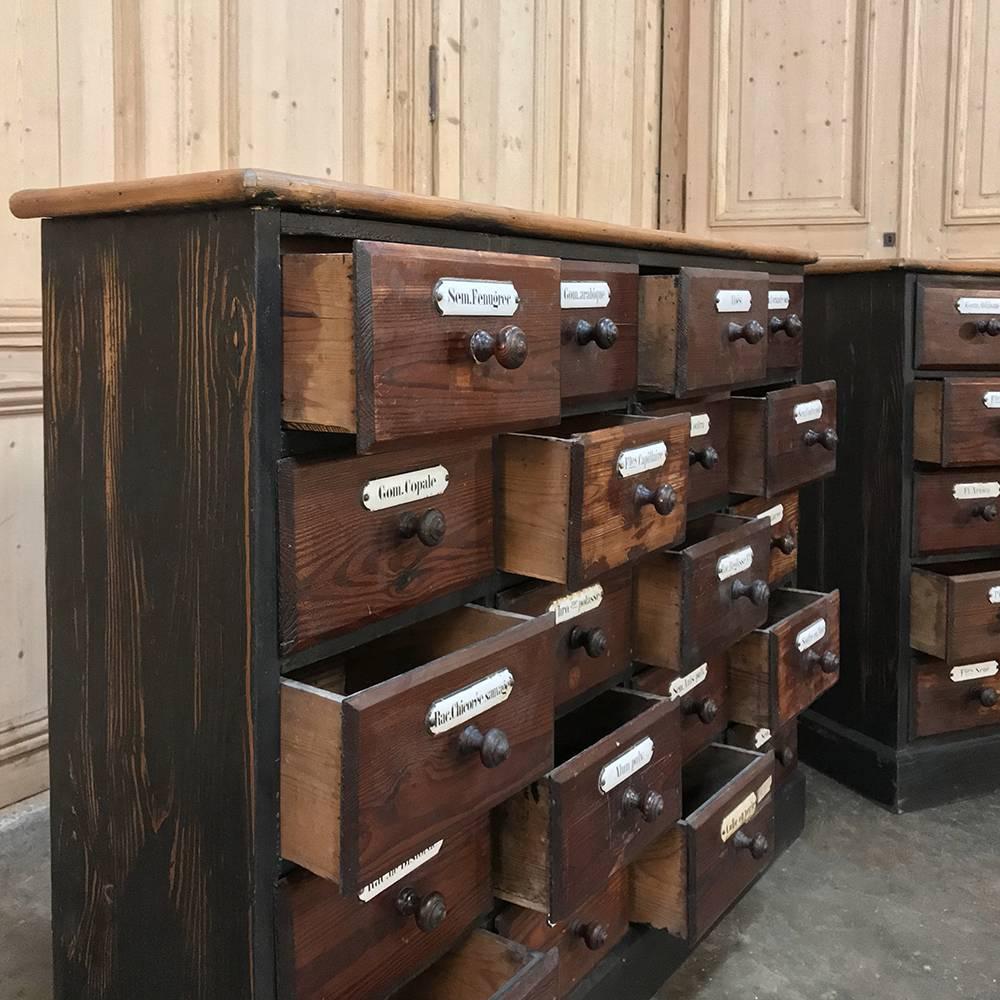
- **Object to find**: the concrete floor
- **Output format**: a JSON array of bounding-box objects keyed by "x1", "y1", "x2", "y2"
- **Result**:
[{"x1": 1, "y1": 769, "x2": 998, "y2": 1000}]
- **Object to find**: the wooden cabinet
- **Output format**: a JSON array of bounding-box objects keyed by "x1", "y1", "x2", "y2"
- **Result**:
[
  {"x1": 910, "y1": 562, "x2": 1000, "y2": 664},
  {"x1": 729, "y1": 491, "x2": 800, "y2": 585},
  {"x1": 913, "y1": 379, "x2": 1000, "y2": 466}
]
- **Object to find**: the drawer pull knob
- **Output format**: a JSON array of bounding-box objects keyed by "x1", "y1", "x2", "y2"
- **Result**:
[
  {"x1": 769, "y1": 313, "x2": 803, "y2": 338},
  {"x1": 731, "y1": 578, "x2": 770, "y2": 606},
  {"x1": 457, "y1": 725, "x2": 510, "y2": 768},
  {"x1": 469, "y1": 325, "x2": 528, "y2": 369},
  {"x1": 571, "y1": 921, "x2": 609, "y2": 952},
  {"x1": 396, "y1": 888, "x2": 447, "y2": 933},
  {"x1": 398, "y1": 508, "x2": 447, "y2": 547},
  {"x1": 805, "y1": 649, "x2": 840, "y2": 674},
  {"x1": 622, "y1": 787, "x2": 665, "y2": 822},
  {"x1": 772, "y1": 533, "x2": 797, "y2": 555},
  {"x1": 727, "y1": 319, "x2": 765, "y2": 345},
  {"x1": 634, "y1": 483, "x2": 677, "y2": 516},
  {"x1": 689, "y1": 445, "x2": 720, "y2": 470},
  {"x1": 973, "y1": 502, "x2": 999, "y2": 522},
  {"x1": 802, "y1": 427, "x2": 838, "y2": 450},
  {"x1": 976, "y1": 686, "x2": 999, "y2": 708},
  {"x1": 682, "y1": 696, "x2": 719, "y2": 725},
  {"x1": 777, "y1": 746, "x2": 795, "y2": 768},
  {"x1": 733, "y1": 830, "x2": 769, "y2": 859},
  {"x1": 975, "y1": 318, "x2": 1000, "y2": 336},
  {"x1": 574, "y1": 317, "x2": 619, "y2": 350},
  {"x1": 569, "y1": 625, "x2": 608, "y2": 658}
]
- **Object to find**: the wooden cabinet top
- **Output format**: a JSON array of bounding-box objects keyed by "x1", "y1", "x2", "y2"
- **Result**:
[
  {"x1": 10, "y1": 166, "x2": 815, "y2": 266},
  {"x1": 807, "y1": 258, "x2": 1000, "y2": 277}
]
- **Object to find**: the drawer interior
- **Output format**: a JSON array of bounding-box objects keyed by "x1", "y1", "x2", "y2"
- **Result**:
[
  {"x1": 682, "y1": 744, "x2": 757, "y2": 815},
  {"x1": 760, "y1": 587, "x2": 821, "y2": 626},
  {"x1": 554, "y1": 689, "x2": 656, "y2": 765},
  {"x1": 525, "y1": 411, "x2": 650, "y2": 439},
  {"x1": 681, "y1": 513, "x2": 750, "y2": 552}
]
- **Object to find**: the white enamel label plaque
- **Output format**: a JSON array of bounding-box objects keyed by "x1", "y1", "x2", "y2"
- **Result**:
[
  {"x1": 754, "y1": 728, "x2": 772, "y2": 749},
  {"x1": 795, "y1": 618, "x2": 827, "y2": 653},
  {"x1": 989, "y1": 586, "x2": 1000, "y2": 605},
  {"x1": 426, "y1": 669, "x2": 514, "y2": 735},
  {"x1": 616, "y1": 441, "x2": 668, "y2": 478},
  {"x1": 953, "y1": 481, "x2": 1000, "y2": 501},
  {"x1": 984, "y1": 392, "x2": 1000, "y2": 409},
  {"x1": 757, "y1": 503, "x2": 785, "y2": 527},
  {"x1": 358, "y1": 840, "x2": 444, "y2": 902},
  {"x1": 561, "y1": 281, "x2": 611, "y2": 309},
  {"x1": 715, "y1": 289, "x2": 752, "y2": 313},
  {"x1": 768, "y1": 290, "x2": 791, "y2": 311},
  {"x1": 668, "y1": 663, "x2": 708, "y2": 701},
  {"x1": 950, "y1": 660, "x2": 999, "y2": 683},
  {"x1": 599, "y1": 737, "x2": 655, "y2": 794},
  {"x1": 362, "y1": 465, "x2": 449, "y2": 512},
  {"x1": 957, "y1": 297, "x2": 1000, "y2": 315},
  {"x1": 434, "y1": 278, "x2": 520, "y2": 316},
  {"x1": 717, "y1": 546, "x2": 754, "y2": 581},
  {"x1": 793, "y1": 399, "x2": 823, "y2": 424},
  {"x1": 549, "y1": 583, "x2": 603, "y2": 624},
  {"x1": 690, "y1": 413, "x2": 711, "y2": 438}
]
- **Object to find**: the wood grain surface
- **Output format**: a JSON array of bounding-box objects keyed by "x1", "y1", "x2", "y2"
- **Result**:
[
  {"x1": 913, "y1": 655, "x2": 1000, "y2": 737},
  {"x1": 730, "y1": 490, "x2": 800, "y2": 585},
  {"x1": 910, "y1": 563, "x2": 1000, "y2": 663},
  {"x1": 637, "y1": 275, "x2": 680, "y2": 393},
  {"x1": 913, "y1": 468, "x2": 1000, "y2": 554},
  {"x1": 766, "y1": 274, "x2": 804, "y2": 373},
  {"x1": 914, "y1": 378, "x2": 1000, "y2": 467},
  {"x1": 916, "y1": 282, "x2": 1000, "y2": 369}
]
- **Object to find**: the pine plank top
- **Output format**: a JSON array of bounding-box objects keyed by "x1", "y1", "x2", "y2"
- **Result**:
[
  {"x1": 10, "y1": 167, "x2": 816, "y2": 265},
  {"x1": 808, "y1": 258, "x2": 1000, "y2": 276}
]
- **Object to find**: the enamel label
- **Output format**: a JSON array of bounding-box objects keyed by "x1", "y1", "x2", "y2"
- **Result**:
[
  {"x1": 756, "y1": 775, "x2": 774, "y2": 804},
  {"x1": 754, "y1": 728, "x2": 772, "y2": 749},
  {"x1": 756, "y1": 503, "x2": 785, "y2": 527},
  {"x1": 690, "y1": 413, "x2": 711, "y2": 438},
  {"x1": 989, "y1": 586, "x2": 1000, "y2": 605},
  {"x1": 721, "y1": 791, "x2": 758, "y2": 842},
  {"x1": 668, "y1": 663, "x2": 708, "y2": 701},
  {"x1": 362, "y1": 465, "x2": 449, "y2": 512},
  {"x1": 984, "y1": 392, "x2": 1000, "y2": 409},
  {"x1": 768, "y1": 290, "x2": 791, "y2": 310},
  {"x1": 561, "y1": 280, "x2": 611, "y2": 309},
  {"x1": 953, "y1": 481, "x2": 1000, "y2": 501},
  {"x1": 599, "y1": 737, "x2": 655, "y2": 794},
  {"x1": 950, "y1": 660, "x2": 999, "y2": 683},
  {"x1": 715, "y1": 289, "x2": 752, "y2": 313},
  {"x1": 358, "y1": 840, "x2": 444, "y2": 902},
  {"x1": 434, "y1": 277, "x2": 520, "y2": 316},
  {"x1": 956, "y1": 296, "x2": 1000, "y2": 315},
  {"x1": 616, "y1": 441, "x2": 668, "y2": 478},
  {"x1": 793, "y1": 399, "x2": 823, "y2": 424},
  {"x1": 549, "y1": 583, "x2": 604, "y2": 624},
  {"x1": 717, "y1": 546, "x2": 754, "y2": 581},
  {"x1": 795, "y1": 618, "x2": 827, "y2": 653},
  {"x1": 425, "y1": 669, "x2": 514, "y2": 735}
]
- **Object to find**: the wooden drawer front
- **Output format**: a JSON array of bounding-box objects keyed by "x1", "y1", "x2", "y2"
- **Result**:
[
  {"x1": 913, "y1": 654, "x2": 1000, "y2": 737},
  {"x1": 729, "y1": 491, "x2": 800, "y2": 585},
  {"x1": 728, "y1": 589, "x2": 841, "y2": 730},
  {"x1": 913, "y1": 469, "x2": 1000, "y2": 554},
  {"x1": 727, "y1": 720, "x2": 798, "y2": 786},
  {"x1": 498, "y1": 413, "x2": 689, "y2": 587},
  {"x1": 495, "y1": 870, "x2": 630, "y2": 998},
  {"x1": 642, "y1": 395, "x2": 731, "y2": 505},
  {"x1": 395, "y1": 930, "x2": 558, "y2": 1000},
  {"x1": 766, "y1": 275, "x2": 804, "y2": 373},
  {"x1": 282, "y1": 244, "x2": 560, "y2": 450},
  {"x1": 495, "y1": 569, "x2": 632, "y2": 710},
  {"x1": 559, "y1": 261, "x2": 638, "y2": 403},
  {"x1": 911, "y1": 563, "x2": 1000, "y2": 664},
  {"x1": 914, "y1": 378, "x2": 1000, "y2": 466},
  {"x1": 638, "y1": 268, "x2": 768, "y2": 396},
  {"x1": 281, "y1": 605, "x2": 554, "y2": 891},
  {"x1": 730, "y1": 381, "x2": 838, "y2": 497},
  {"x1": 632, "y1": 659, "x2": 729, "y2": 761},
  {"x1": 278, "y1": 440, "x2": 494, "y2": 653},
  {"x1": 635, "y1": 514, "x2": 772, "y2": 671},
  {"x1": 277, "y1": 817, "x2": 491, "y2": 1000},
  {"x1": 630, "y1": 745, "x2": 775, "y2": 943},
  {"x1": 916, "y1": 281, "x2": 1000, "y2": 370},
  {"x1": 493, "y1": 689, "x2": 681, "y2": 920}
]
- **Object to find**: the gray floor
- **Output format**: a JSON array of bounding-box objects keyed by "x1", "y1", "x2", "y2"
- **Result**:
[{"x1": 2, "y1": 769, "x2": 998, "y2": 1000}]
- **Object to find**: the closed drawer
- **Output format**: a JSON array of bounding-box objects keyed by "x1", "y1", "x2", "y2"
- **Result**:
[
  {"x1": 638, "y1": 268, "x2": 768, "y2": 396},
  {"x1": 281, "y1": 605, "x2": 554, "y2": 891},
  {"x1": 729, "y1": 491, "x2": 800, "y2": 585},
  {"x1": 282, "y1": 244, "x2": 560, "y2": 450},
  {"x1": 395, "y1": 929, "x2": 558, "y2": 1000},
  {"x1": 635, "y1": 513, "x2": 772, "y2": 671},
  {"x1": 495, "y1": 869, "x2": 629, "y2": 998},
  {"x1": 766, "y1": 275, "x2": 804, "y2": 374},
  {"x1": 726, "y1": 720, "x2": 798, "y2": 787},
  {"x1": 559, "y1": 261, "x2": 638, "y2": 403},
  {"x1": 916, "y1": 281, "x2": 1000, "y2": 370},
  {"x1": 493, "y1": 689, "x2": 681, "y2": 920},
  {"x1": 495, "y1": 569, "x2": 633, "y2": 711},
  {"x1": 911, "y1": 561, "x2": 1000, "y2": 663},
  {"x1": 913, "y1": 654, "x2": 1000, "y2": 737},
  {"x1": 497, "y1": 413, "x2": 689, "y2": 587},
  {"x1": 278, "y1": 439, "x2": 494, "y2": 654},
  {"x1": 632, "y1": 659, "x2": 729, "y2": 762},
  {"x1": 730, "y1": 381, "x2": 838, "y2": 497},
  {"x1": 913, "y1": 469, "x2": 1000, "y2": 555},
  {"x1": 728, "y1": 588, "x2": 841, "y2": 730},
  {"x1": 913, "y1": 378, "x2": 1000, "y2": 466},
  {"x1": 276, "y1": 817, "x2": 491, "y2": 1000},
  {"x1": 630, "y1": 744, "x2": 775, "y2": 943},
  {"x1": 642, "y1": 395, "x2": 731, "y2": 506}
]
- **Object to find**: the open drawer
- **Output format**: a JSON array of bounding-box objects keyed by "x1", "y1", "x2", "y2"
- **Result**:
[
  {"x1": 911, "y1": 561, "x2": 1000, "y2": 664},
  {"x1": 729, "y1": 490, "x2": 800, "y2": 585},
  {"x1": 281, "y1": 605, "x2": 554, "y2": 892}
]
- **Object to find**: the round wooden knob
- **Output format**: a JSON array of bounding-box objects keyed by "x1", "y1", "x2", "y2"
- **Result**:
[
  {"x1": 806, "y1": 649, "x2": 840, "y2": 674},
  {"x1": 769, "y1": 313, "x2": 803, "y2": 338},
  {"x1": 689, "y1": 445, "x2": 719, "y2": 470},
  {"x1": 976, "y1": 317, "x2": 1000, "y2": 336},
  {"x1": 569, "y1": 625, "x2": 608, "y2": 658},
  {"x1": 733, "y1": 830, "x2": 769, "y2": 859},
  {"x1": 777, "y1": 745, "x2": 795, "y2": 768},
  {"x1": 977, "y1": 686, "x2": 999, "y2": 708},
  {"x1": 634, "y1": 483, "x2": 676, "y2": 516},
  {"x1": 396, "y1": 888, "x2": 447, "y2": 932},
  {"x1": 574, "y1": 317, "x2": 618, "y2": 349},
  {"x1": 457, "y1": 725, "x2": 510, "y2": 768},
  {"x1": 803, "y1": 427, "x2": 838, "y2": 450},
  {"x1": 973, "y1": 503, "x2": 999, "y2": 522},
  {"x1": 682, "y1": 696, "x2": 718, "y2": 725},
  {"x1": 622, "y1": 788, "x2": 665, "y2": 822},
  {"x1": 731, "y1": 578, "x2": 770, "y2": 606},
  {"x1": 398, "y1": 508, "x2": 446, "y2": 547},
  {"x1": 572, "y1": 922, "x2": 608, "y2": 951},
  {"x1": 772, "y1": 533, "x2": 796, "y2": 555},
  {"x1": 468, "y1": 325, "x2": 528, "y2": 369},
  {"x1": 727, "y1": 319, "x2": 765, "y2": 344}
]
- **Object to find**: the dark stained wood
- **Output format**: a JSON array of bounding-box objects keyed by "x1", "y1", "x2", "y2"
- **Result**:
[
  {"x1": 808, "y1": 258, "x2": 1000, "y2": 276},
  {"x1": 912, "y1": 378, "x2": 1000, "y2": 466},
  {"x1": 726, "y1": 719, "x2": 799, "y2": 787},
  {"x1": 278, "y1": 438, "x2": 494, "y2": 653},
  {"x1": 729, "y1": 490, "x2": 800, "y2": 585},
  {"x1": 637, "y1": 275, "x2": 679, "y2": 394},
  {"x1": 910, "y1": 561, "x2": 1000, "y2": 663},
  {"x1": 766, "y1": 274, "x2": 804, "y2": 375},
  {"x1": 913, "y1": 655, "x2": 1000, "y2": 738},
  {"x1": 913, "y1": 468, "x2": 1000, "y2": 555},
  {"x1": 43, "y1": 209, "x2": 281, "y2": 999},
  {"x1": 916, "y1": 279, "x2": 1000, "y2": 369}
]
